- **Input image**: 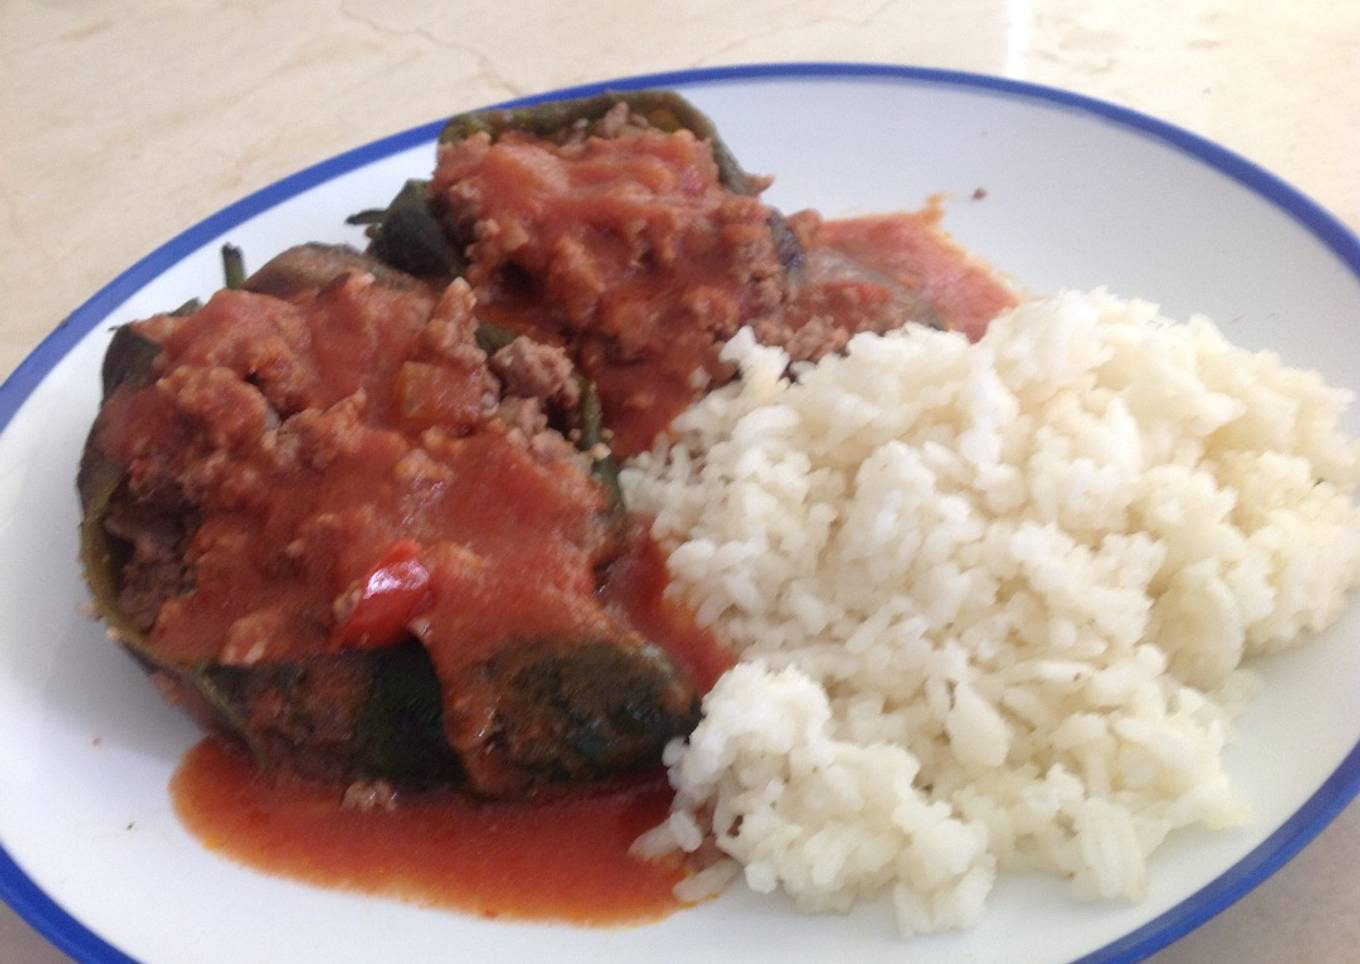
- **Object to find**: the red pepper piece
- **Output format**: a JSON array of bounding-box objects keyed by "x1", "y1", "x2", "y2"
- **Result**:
[{"x1": 335, "y1": 539, "x2": 433, "y2": 649}]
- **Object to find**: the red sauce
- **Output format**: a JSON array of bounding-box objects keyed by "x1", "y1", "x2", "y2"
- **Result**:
[
  {"x1": 169, "y1": 531, "x2": 729, "y2": 924},
  {"x1": 101, "y1": 279, "x2": 612, "y2": 675},
  {"x1": 432, "y1": 130, "x2": 1015, "y2": 457},
  {"x1": 96, "y1": 274, "x2": 705, "y2": 794},
  {"x1": 604, "y1": 531, "x2": 733, "y2": 693},
  {"x1": 432, "y1": 129, "x2": 785, "y2": 458},
  {"x1": 172, "y1": 740, "x2": 686, "y2": 925},
  {"x1": 816, "y1": 210, "x2": 1017, "y2": 342}
]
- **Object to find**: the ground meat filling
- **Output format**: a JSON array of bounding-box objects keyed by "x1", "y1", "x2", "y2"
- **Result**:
[
  {"x1": 431, "y1": 112, "x2": 1017, "y2": 456},
  {"x1": 490, "y1": 337, "x2": 579, "y2": 411},
  {"x1": 89, "y1": 268, "x2": 675, "y2": 792},
  {"x1": 433, "y1": 119, "x2": 785, "y2": 456},
  {"x1": 103, "y1": 491, "x2": 197, "y2": 632}
]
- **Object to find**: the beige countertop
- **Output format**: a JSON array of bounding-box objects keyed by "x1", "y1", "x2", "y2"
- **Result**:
[{"x1": 2, "y1": 1, "x2": 1358, "y2": 960}]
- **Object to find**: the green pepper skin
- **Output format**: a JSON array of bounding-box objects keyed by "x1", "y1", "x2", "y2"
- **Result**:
[
  {"x1": 346, "y1": 180, "x2": 463, "y2": 279},
  {"x1": 576, "y1": 375, "x2": 624, "y2": 511},
  {"x1": 473, "y1": 320, "x2": 519, "y2": 355},
  {"x1": 456, "y1": 638, "x2": 700, "y2": 790},
  {"x1": 221, "y1": 244, "x2": 246, "y2": 290},
  {"x1": 79, "y1": 317, "x2": 280, "y2": 763},
  {"x1": 242, "y1": 241, "x2": 426, "y2": 298}
]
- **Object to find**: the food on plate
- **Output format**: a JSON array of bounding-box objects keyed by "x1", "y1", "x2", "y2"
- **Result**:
[
  {"x1": 79, "y1": 242, "x2": 702, "y2": 797},
  {"x1": 625, "y1": 290, "x2": 1360, "y2": 933},
  {"x1": 356, "y1": 90, "x2": 1014, "y2": 455},
  {"x1": 74, "y1": 86, "x2": 1359, "y2": 934},
  {"x1": 171, "y1": 737, "x2": 692, "y2": 924},
  {"x1": 81, "y1": 89, "x2": 1012, "y2": 808}
]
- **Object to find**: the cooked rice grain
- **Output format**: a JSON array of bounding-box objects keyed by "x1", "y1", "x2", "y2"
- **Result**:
[{"x1": 622, "y1": 290, "x2": 1360, "y2": 935}]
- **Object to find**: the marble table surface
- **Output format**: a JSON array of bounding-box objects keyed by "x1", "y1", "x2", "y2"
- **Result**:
[{"x1": 2, "y1": 0, "x2": 1357, "y2": 960}]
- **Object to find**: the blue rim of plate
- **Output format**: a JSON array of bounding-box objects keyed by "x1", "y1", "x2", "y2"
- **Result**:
[{"x1": 2, "y1": 61, "x2": 1358, "y2": 964}]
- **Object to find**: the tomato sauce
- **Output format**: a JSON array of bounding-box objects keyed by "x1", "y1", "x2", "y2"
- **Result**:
[
  {"x1": 101, "y1": 278, "x2": 612, "y2": 673},
  {"x1": 433, "y1": 129, "x2": 785, "y2": 459},
  {"x1": 170, "y1": 530, "x2": 729, "y2": 925},
  {"x1": 816, "y1": 209, "x2": 1017, "y2": 342},
  {"x1": 432, "y1": 122, "x2": 1015, "y2": 455},
  {"x1": 604, "y1": 530, "x2": 734, "y2": 693},
  {"x1": 172, "y1": 740, "x2": 686, "y2": 925},
  {"x1": 95, "y1": 271, "x2": 707, "y2": 796}
]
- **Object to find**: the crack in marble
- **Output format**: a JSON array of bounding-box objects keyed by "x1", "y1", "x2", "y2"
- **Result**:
[
  {"x1": 691, "y1": 25, "x2": 796, "y2": 67},
  {"x1": 335, "y1": 3, "x2": 526, "y2": 98},
  {"x1": 689, "y1": 0, "x2": 898, "y2": 67},
  {"x1": 825, "y1": 0, "x2": 898, "y2": 29}
]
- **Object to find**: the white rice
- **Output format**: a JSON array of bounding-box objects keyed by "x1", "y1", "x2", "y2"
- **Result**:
[{"x1": 621, "y1": 290, "x2": 1360, "y2": 935}]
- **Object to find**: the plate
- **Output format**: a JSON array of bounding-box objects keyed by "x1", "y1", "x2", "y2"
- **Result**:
[{"x1": 2, "y1": 63, "x2": 1358, "y2": 964}]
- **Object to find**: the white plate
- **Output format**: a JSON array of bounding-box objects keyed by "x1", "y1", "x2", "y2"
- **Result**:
[{"x1": 2, "y1": 64, "x2": 1358, "y2": 964}]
